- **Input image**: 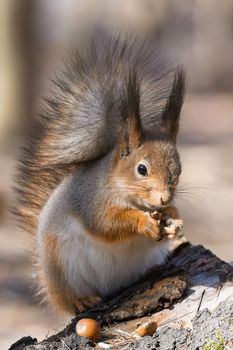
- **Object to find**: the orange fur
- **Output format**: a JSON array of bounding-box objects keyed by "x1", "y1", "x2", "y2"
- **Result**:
[
  {"x1": 85, "y1": 206, "x2": 162, "y2": 242},
  {"x1": 42, "y1": 233, "x2": 74, "y2": 313}
]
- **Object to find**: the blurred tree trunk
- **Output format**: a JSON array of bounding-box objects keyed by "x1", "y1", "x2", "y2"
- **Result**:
[
  {"x1": 0, "y1": 0, "x2": 37, "y2": 219},
  {"x1": 0, "y1": 0, "x2": 37, "y2": 143}
]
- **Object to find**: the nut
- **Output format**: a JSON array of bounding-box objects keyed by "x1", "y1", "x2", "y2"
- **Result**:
[
  {"x1": 136, "y1": 321, "x2": 157, "y2": 337},
  {"x1": 150, "y1": 211, "x2": 161, "y2": 221},
  {"x1": 76, "y1": 318, "x2": 101, "y2": 342}
]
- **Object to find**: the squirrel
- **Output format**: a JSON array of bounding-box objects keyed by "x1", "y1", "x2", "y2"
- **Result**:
[{"x1": 14, "y1": 31, "x2": 185, "y2": 314}]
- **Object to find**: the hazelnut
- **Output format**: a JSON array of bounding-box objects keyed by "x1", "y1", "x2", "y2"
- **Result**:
[
  {"x1": 76, "y1": 318, "x2": 100, "y2": 342},
  {"x1": 136, "y1": 321, "x2": 157, "y2": 337}
]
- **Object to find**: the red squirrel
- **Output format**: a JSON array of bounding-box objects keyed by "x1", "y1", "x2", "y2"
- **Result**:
[{"x1": 15, "y1": 32, "x2": 185, "y2": 314}]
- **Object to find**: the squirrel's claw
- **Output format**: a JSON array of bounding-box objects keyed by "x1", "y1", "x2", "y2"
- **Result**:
[
  {"x1": 163, "y1": 219, "x2": 184, "y2": 238},
  {"x1": 139, "y1": 212, "x2": 163, "y2": 241},
  {"x1": 75, "y1": 296, "x2": 102, "y2": 312}
]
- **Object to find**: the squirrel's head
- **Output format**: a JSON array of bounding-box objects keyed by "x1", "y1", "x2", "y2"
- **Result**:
[{"x1": 111, "y1": 68, "x2": 185, "y2": 211}]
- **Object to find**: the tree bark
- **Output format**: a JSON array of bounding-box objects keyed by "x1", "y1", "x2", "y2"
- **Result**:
[{"x1": 9, "y1": 243, "x2": 233, "y2": 350}]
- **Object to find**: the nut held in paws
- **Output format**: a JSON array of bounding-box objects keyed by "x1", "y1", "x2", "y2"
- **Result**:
[{"x1": 76, "y1": 318, "x2": 101, "y2": 342}]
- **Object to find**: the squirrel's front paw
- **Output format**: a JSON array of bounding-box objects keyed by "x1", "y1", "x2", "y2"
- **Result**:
[
  {"x1": 137, "y1": 212, "x2": 162, "y2": 241},
  {"x1": 161, "y1": 213, "x2": 183, "y2": 239}
]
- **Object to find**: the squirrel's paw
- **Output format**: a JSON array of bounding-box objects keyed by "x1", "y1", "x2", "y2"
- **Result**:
[
  {"x1": 75, "y1": 296, "x2": 102, "y2": 313},
  {"x1": 138, "y1": 212, "x2": 162, "y2": 241},
  {"x1": 161, "y1": 214, "x2": 183, "y2": 239}
]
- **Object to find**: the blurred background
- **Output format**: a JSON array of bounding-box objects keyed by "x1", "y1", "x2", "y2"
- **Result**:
[{"x1": 0, "y1": 0, "x2": 233, "y2": 348}]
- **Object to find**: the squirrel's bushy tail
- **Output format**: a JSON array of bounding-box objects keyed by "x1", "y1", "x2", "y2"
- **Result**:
[{"x1": 14, "y1": 30, "x2": 185, "y2": 234}]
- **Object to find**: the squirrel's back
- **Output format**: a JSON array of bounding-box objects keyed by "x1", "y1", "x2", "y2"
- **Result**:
[{"x1": 14, "y1": 31, "x2": 184, "y2": 234}]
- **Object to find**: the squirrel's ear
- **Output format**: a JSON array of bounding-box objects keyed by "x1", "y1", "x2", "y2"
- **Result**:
[
  {"x1": 161, "y1": 67, "x2": 185, "y2": 143},
  {"x1": 118, "y1": 71, "x2": 143, "y2": 157}
]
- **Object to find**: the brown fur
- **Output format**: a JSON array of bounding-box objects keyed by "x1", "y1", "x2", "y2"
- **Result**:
[
  {"x1": 40, "y1": 233, "x2": 74, "y2": 313},
  {"x1": 81, "y1": 203, "x2": 180, "y2": 243},
  {"x1": 89, "y1": 206, "x2": 160, "y2": 242},
  {"x1": 112, "y1": 140, "x2": 181, "y2": 209}
]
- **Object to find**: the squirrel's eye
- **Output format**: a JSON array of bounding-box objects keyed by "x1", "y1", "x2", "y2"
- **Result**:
[{"x1": 137, "y1": 164, "x2": 148, "y2": 176}]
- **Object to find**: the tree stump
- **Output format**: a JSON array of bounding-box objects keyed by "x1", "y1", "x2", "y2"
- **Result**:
[{"x1": 9, "y1": 242, "x2": 233, "y2": 350}]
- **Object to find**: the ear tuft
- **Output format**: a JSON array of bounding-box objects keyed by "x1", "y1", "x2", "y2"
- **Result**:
[
  {"x1": 161, "y1": 67, "x2": 186, "y2": 143},
  {"x1": 118, "y1": 70, "x2": 142, "y2": 157}
]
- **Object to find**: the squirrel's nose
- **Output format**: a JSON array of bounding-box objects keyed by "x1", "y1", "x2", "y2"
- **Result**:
[
  {"x1": 160, "y1": 192, "x2": 170, "y2": 206},
  {"x1": 160, "y1": 198, "x2": 169, "y2": 206},
  {"x1": 160, "y1": 198, "x2": 167, "y2": 206}
]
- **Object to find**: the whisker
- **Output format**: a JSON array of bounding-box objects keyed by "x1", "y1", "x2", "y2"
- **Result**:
[
  {"x1": 177, "y1": 180, "x2": 215, "y2": 193},
  {"x1": 98, "y1": 186, "x2": 148, "y2": 192},
  {"x1": 174, "y1": 195, "x2": 198, "y2": 213},
  {"x1": 176, "y1": 189, "x2": 210, "y2": 209},
  {"x1": 107, "y1": 177, "x2": 153, "y2": 191}
]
